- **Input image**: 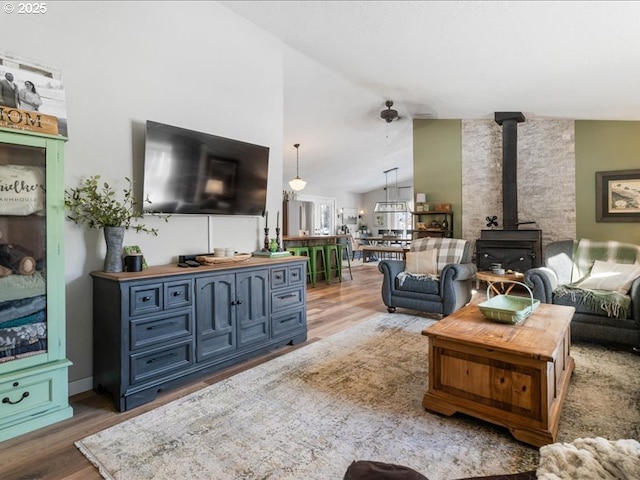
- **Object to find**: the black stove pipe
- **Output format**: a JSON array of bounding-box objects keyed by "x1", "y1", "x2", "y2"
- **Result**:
[{"x1": 495, "y1": 112, "x2": 525, "y2": 230}]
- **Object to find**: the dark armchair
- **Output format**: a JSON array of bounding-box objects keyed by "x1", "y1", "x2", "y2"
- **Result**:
[{"x1": 378, "y1": 238, "x2": 477, "y2": 316}]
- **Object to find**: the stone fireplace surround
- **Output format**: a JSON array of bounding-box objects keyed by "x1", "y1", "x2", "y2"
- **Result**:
[{"x1": 461, "y1": 118, "x2": 576, "y2": 265}]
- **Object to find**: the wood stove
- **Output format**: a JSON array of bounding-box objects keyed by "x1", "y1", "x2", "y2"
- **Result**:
[
  {"x1": 475, "y1": 229, "x2": 542, "y2": 273},
  {"x1": 474, "y1": 112, "x2": 542, "y2": 273}
]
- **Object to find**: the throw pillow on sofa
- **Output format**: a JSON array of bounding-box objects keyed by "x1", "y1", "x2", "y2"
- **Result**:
[
  {"x1": 404, "y1": 249, "x2": 438, "y2": 276},
  {"x1": 577, "y1": 260, "x2": 640, "y2": 294}
]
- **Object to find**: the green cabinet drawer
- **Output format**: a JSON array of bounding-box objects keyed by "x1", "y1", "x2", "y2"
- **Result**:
[{"x1": 0, "y1": 369, "x2": 62, "y2": 426}]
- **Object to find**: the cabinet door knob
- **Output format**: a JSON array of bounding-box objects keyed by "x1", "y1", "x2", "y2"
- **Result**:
[
  {"x1": 141, "y1": 296, "x2": 151, "y2": 302},
  {"x1": 172, "y1": 291, "x2": 182, "y2": 297}
]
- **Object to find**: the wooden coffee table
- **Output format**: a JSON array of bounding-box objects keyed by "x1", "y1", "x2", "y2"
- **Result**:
[{"x1": 422, "y1": 302, "x2": 575, "y2": 447}]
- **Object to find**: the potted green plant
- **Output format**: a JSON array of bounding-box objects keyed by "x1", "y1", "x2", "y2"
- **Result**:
[{"x1": 64, "y1": 175, "x2": 166, "y2": 272}]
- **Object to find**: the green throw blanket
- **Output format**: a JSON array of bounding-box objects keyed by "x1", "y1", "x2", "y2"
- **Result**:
[{"x1": 554, "y1": 239, "x2": 640, "y2": 320}]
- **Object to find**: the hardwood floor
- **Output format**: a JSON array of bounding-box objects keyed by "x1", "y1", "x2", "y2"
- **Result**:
[{"x1": 0, "y1": 263, "x2": 388, "y2": 480}]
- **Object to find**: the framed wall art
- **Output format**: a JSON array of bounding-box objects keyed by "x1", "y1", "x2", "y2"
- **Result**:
[
  {"x1": 596, "y1": 169, "x2": 640, "y2": 222},
  {"x1": 343, "y1": 207, "x2": 357, "y2": 226}
]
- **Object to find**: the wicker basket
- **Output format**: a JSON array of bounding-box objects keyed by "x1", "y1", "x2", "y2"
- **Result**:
[{"x1": 478, "y1": 280, "x2": 540, "y2": 325}]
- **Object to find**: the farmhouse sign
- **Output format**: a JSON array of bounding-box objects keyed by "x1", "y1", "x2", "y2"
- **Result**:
[{"x1": 0, "y1": 107, "x2": 59, "y2": 135}]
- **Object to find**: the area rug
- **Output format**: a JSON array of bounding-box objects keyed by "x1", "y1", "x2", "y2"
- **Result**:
[{"x1": 76, "y1": 313, "x2": 640, "y2": 480}]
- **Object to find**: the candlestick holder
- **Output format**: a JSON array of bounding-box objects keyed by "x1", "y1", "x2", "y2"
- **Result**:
[
  {"x1": 275, "y1": 227, "x2": 282, "y2": 252},
  {"x1": 262, "y1": 228, "x2": 270, "y2": 251}
]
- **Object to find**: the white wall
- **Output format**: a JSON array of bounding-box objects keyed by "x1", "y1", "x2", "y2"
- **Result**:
[{"x1": 1, "y1": 2, "x2": 285, "y2": 389}]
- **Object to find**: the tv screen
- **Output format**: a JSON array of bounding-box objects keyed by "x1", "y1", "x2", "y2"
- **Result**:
[{"x1": 143, "y1": 121, "x2": 269, "y2": 216}]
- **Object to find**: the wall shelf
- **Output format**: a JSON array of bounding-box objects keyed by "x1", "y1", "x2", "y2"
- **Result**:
[{"x1": 412, "y1": 210, "x2": 453, "y2": 239}]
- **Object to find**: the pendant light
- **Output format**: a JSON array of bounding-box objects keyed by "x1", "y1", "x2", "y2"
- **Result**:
[
  {"x1": 289, "y1": 143, "x2": 306, "y2": 191},
  {"x1": 373, "y1": 167, "x2": 408, "y2": 213}
]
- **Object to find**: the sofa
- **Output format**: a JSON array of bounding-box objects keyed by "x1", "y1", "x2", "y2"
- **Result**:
[
  {"x1": 524, "y1": 239, "x2": 640, "y2": 349},
  {"x1": 378, "y1": 237, "x2": 477, "y2": 316}
]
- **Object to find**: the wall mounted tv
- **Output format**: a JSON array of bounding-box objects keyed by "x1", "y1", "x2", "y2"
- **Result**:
[{"x1": 143, "y1": 120, "x2": 270, "y2": 216}]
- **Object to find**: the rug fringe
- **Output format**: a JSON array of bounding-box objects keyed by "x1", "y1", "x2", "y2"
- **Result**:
[{"x1": 75, "y1": 440, "x2": 115, "y2": 480}]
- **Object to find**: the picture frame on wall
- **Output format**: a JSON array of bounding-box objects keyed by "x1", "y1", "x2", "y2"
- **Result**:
[
  {"x1": 596, "y1": 169, "x2": 640, "y2": 222},
  {"x1": 343, "y1": 207, "x2": 357, "y2": 226}
]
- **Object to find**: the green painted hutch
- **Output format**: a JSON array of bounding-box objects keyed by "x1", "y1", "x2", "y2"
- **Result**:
[{"x1": 0, "y1": 126, "x2": 72, "y2": 442}]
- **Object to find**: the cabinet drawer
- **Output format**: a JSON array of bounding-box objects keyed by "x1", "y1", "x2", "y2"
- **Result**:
[
  {"x1": 270, "y1": 266, "x2": 289, "y2": 289},
  {"x1": 130, "y1": 283, "x2": 163, "y2": 317},
  {"x1": 272, "y1": 309, "x2": 305, "y2": 338},
  {"x1": 271, "y1": 287, "x2": 304, "y2": 313},
  {"x1": 130, "y1": 340, "x2": 194, "y2": 385},
  {"x1": 130, "y1": 310, "x2": 192, "y2": 350},
  {"x1": 287, "y1": 263, "x2": 305, "y2": 286},
  {"x1": 271, "y1": 263, "x2": 305, "y2": 289},
  {"x1": 165, "y1": 280, "x2": 192, "y2": 309},
  {"x1": 0, "y1": 371, "x2": 58, "y2": 423}
]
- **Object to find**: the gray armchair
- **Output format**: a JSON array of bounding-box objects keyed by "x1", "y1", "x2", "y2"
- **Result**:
[
  {"x1": 525, "y1": 239, "x2": 640, "y2": 349},
  {"x1": 378, "y1": 238, "x2": 477, "y2": 316}
]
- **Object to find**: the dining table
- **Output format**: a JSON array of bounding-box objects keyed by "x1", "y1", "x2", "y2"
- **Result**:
[{"x1": 360, "y1": 236, "x2": 412, "y2": 247}]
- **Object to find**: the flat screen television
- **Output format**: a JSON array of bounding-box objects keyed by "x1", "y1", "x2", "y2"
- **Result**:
[{"x1": 142, "y1": 120, "x2": 270, "y2": 216}]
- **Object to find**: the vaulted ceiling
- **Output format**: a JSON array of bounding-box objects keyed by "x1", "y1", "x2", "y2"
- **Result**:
[{"x1": 221, "y1": 1, "x2": 640, "y2": 193}]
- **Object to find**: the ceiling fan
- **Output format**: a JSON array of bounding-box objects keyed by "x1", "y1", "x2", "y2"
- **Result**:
[{"x1": 380, "y1": 100, "x2": 399, "y2": 123}]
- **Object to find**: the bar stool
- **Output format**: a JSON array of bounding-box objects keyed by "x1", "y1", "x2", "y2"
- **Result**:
[
  {"x1": 308, "y1": 245, "x2": 327, "y2": 287},
  {"x1": 324, "y1": 244, "x2": 342, "y2": 284},
  {"x1": 286, "y1": 246, "x2": 315, "y2": 287},
  {"x1": 337, "y1": 242, "x2": 353, "y2": 280}
]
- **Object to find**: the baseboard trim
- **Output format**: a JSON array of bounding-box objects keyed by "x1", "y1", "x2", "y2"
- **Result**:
[{"x1": 69, "y1": 376, "x2": 93, "y2": 396}]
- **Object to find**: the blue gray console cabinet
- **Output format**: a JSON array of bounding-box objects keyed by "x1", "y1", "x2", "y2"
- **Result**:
[{"x1": 91, "y1": 256, "x2": 307, "y2": 411}]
